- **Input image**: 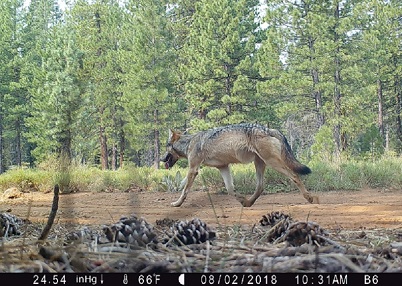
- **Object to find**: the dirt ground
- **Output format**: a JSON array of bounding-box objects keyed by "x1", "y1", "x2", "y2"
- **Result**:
[{"x1": 1, "y1": 188, "x2": 402, "y2": 231}]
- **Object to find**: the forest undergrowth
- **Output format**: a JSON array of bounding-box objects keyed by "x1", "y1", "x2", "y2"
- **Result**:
[{"x1": 0, "y1": 156, "x2": 401, "y2": 195}]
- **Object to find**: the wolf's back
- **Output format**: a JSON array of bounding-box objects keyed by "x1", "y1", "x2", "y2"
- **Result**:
[{"x1": 202, "y1": 123, "x2": 311, "y2": 175}]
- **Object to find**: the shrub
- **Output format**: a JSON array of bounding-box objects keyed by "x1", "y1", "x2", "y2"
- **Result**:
[
  {"x1": 0, "y1": 167, "x2": 51, "y2": 192},
  {"x1": 1, "y1": 155, "x2": 401, "y2": 195}
]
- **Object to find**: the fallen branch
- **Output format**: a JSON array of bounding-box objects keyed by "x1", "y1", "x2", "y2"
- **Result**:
[{"x1": 38, "y1": 185, "x2": 60, "y2": 242}]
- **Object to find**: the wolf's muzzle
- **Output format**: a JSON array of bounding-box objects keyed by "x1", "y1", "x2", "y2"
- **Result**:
[{"x1": 160, "y1": 152, "x2": 178, "y2": 169}]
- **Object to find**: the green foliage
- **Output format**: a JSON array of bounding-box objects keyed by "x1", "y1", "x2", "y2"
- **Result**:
[
  {"x1": 257, "y1": 0, "x2": 401, "y2": 160},
  {"x1": 232, "y1": 166, "x2": 257, "y2": 194},
  {"x1": 198, "y1": 168, "x2": 224, "y2": 192},
  {"x1": 25, "y1": 24, "x2": 82, "y2": 162},
  {"x1": 307, "y1": 157, "x2": 402, "y2": 191},
  {"x1": 0, "y1": 167, "x2": 52, "y2": 192},
  {"x1": 306, "y1": 161, "x2": 362, "y2": 192},
  {"x1": 359, "y1": 158, "x2": 402, "y2": 188},
  {"x1": 0, "y1": 0, "x2": 401, "y2": 172},
  {"x1": 352, "y1": 125, "x2": 385, "y2": 159},
  {"x1": 178, "y1": 0, "x2": 261, "y2": 129},
  {"x1": 159, "y1": 170, "x2": 184, "y2": 192},
  {"x1": 311, "y1": 125, "x2": 337, "y2": 162},
  {"x1": 1, "y1": 156, "x2": 402, "y2": 197}
]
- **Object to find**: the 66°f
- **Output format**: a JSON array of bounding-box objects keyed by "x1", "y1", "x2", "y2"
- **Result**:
[{"x1": 138, "y1": 274, "x2": 161, "y2": 285}]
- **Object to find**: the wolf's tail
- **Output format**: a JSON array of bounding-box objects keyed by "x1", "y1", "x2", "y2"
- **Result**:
[{"x1": 281, "y1": 136, "x2": 311, "y2": 175}]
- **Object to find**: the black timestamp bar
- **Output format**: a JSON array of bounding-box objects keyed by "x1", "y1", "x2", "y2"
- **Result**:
[
  {"x1": 0, "y1": 273, "x2": 399, "y2": 286},
  {"x1": 191, "y1": 273, "x2": 397, "y2": 286}
]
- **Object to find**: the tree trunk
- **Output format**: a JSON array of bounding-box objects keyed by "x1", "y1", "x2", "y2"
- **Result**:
[
  {"x1": 0, "y1": 105, "x2": 3, "y2": 174},
  {"x1": 119, "y1": 120, "x2": 125, "y2": 169},
  {"x1": 333, "y1": 2, "x2": 342, "y2": 160},
  {"x1": 60, "y1": 130, "x2": 72, "y2": 163},
  {"x1": 394, "y1": 56, "x2": 402, "y2": 145},
  {"x1": 60, "y1": 110, "x2": 72, "y2": 161},
  {"x1": 95, "y1": 10, "x2": 108, "y2": 170},
  {"x1": 396, "y1": 90, "x2": 402, "y2": 143},
  {"x1": 225, "y1": 63, "x2": 232, "y2": 115},
  {"x1": 153, "y1": 109, "x2": 160, "y2": 169},
  {"x1": 312, "y1": 69, "x2": 324, "y2": 125},
  {"x1": 377, "y1": 78, "x2": 385, "y2": 144},
  {"x1": 111, "y1": 144, "x2": 117, "y2": 171},
  {"x1": 15, "y1": 119, "x2": 22, "y2": 166},
  {"x1": 308, "y1": 36, "x2": 325, "y2": 126},
  {"x1": 385, "y1": 126, "x2": 389, "y2": 151},
  {"x1": 99, "y1": 125, "x2": 108, "y2": 170}
]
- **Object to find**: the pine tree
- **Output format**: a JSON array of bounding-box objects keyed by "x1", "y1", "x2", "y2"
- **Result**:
[
  {"x1": 0, "y1": 0, "x2": 21, "y2": 172},
  {"x1": 10, "y1": 0, "x2": 63, "y2": 167},
  {"x1": 179, "y1": 0, "x2": 260, "y2": 130},
  {"x1": 355, "y1": 0, "x2": 402, "y2": 151},
  {"x1": 70, "y1": 0, "x2": 125, "y2": 169},
  {"x1": 258, "y1": 0, "x2": 378, "y2": 160},
  {"x1": 257, "y1": 0, "x2": 335, "y2": 156},
  {"x1": 25, "y1": 23, "x2": 82, "y2": 163},
  {"x1": 120, "y1": 0, "x2": 181, "y2": 168},
  {"x1": 0, "y1": 0, "x2": 34, "y2": 171}
]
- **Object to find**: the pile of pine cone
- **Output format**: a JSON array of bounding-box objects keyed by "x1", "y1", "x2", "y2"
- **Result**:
[
  {"x1": 260, "y1": 211, "x2": 328, "y2": 246},
  {"x1": 164, "y1": 218, "x2": 216, "y2": 245},
  {"x1": 102, "y1": 214, "x2": 158, "y2": 247},
  {"x1": 284, "y1": 221, "x2": 328, "y2": 246},
  {"x1": 65, "y1": 215, "x2": 216, "y2": 248},
  {"x1": 0, "y1": 212, "x2": 26, "y2": 238},
  {"x1": 260, "y1": 211, "x2": 292, "y2": 242}
]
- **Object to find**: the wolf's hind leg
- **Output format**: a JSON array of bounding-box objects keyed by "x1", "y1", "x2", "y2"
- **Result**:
[
  {"x1": 243, "y1": 156, "x2": 266, "y2": 207},
  {"x1": 219, "y1": 166, "x2": 249, "y2": 206},
  {"x1": 270, "y1": 164, "x2": 319, "y2": 204},
  {"x1": 171, "y1": 167, "x2": 198, "y2": 207}
]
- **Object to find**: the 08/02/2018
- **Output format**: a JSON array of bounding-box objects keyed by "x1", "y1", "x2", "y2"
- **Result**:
[{"x1": 200, "y1": 274, "x2": 278, "y2": 285}]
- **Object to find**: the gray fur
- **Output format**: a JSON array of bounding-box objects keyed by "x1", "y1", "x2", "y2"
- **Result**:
[{"x1": 161, "y1": 123, "x2": 318, "y2": 207}]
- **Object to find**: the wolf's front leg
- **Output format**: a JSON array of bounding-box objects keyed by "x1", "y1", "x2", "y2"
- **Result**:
[{"x1": 171, "y1": 168, "x2": 198, "y2": 207}]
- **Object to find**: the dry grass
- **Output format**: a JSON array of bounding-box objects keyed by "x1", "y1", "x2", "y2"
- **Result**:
[{"x1": 1, "y1": 213, "x2": 402, "y2": 273}]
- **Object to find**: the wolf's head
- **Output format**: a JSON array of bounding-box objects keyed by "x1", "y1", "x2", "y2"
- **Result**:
[{"x1": 160, "y1": 129, "x2": 181, "y2": 169}]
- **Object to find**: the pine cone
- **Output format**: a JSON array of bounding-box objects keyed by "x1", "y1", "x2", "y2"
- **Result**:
[
  {"x1": 0, "y1": 213, "x2": 26, "y2": 238},
  {"x1": 284, "y1": 221, "x2": 328, "y2": 246},
  {"x1": 260, "y1": 211, "x2": 292, "y2": 227},
  {"x1": 168, "y1": 218, "x2": 216, "y2": 245},
  {"x1": 103, "y1": 214, "x2": 158, "y2": 247},
  {"x1": 260, "y1": 211, "x2": 293, "y2": 242}
]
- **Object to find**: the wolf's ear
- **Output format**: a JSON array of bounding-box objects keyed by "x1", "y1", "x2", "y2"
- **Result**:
[
  {"x1": 168, "y1": 129, "x2": 181, "y2": 142},
  {"x1": 183, "y1": 127, "x2": 192, "y2": 135},
  {"x1": 168, "y1": 129, "x2": 174, "y2": 141}
]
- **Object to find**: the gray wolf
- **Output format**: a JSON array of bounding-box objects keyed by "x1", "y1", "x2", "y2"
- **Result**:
[{"x1": 161, "y1": 123, "x2": 319, "y2": 207}]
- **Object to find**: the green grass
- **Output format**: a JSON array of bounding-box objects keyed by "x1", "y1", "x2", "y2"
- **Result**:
[
  {"x1": 0, "y1": 156, "x2": 401, "y2": 194},
  {"x1": 0, "y1": 167, "x2": 52, "y2": 192},
  {"x1": 306, "y1": 157, "x2": 402, "y2": 192}
]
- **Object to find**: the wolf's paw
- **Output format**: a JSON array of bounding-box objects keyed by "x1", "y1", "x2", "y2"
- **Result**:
[
  {"x1": 311, "y1": 195, "x2": 320, "y2": 204},
  {"x1": 242, "y1": 201, "x2": 252, "y2": 207},
  {"x1": 171, "y1": 200, "x2": 183, "y2": 207},
  {"x1": 235, "y1": 194, "x2": 252, "y2": 207},
  {"x1": 306, "y1": 194, "x2": 319, "y2": 204}
]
